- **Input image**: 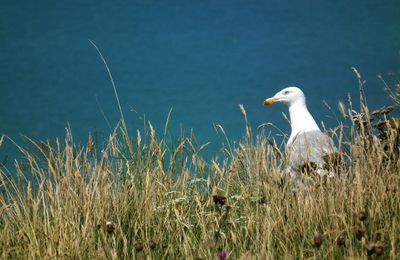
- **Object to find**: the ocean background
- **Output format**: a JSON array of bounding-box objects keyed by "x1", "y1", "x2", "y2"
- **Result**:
[{"x1": 1, "y1": 0, "x2": 399, "y2": 164}]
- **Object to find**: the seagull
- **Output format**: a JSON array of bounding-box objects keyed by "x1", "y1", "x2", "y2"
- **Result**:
[{"x1": 263, "y1": 86, "x2": 337, "y2": 176}]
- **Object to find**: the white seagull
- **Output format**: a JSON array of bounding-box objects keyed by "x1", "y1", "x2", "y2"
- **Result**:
[{"x1": 263, "y1": 86, "x2": 337, "y2": 175}]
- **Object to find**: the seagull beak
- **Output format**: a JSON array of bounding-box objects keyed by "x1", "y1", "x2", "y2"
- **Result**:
[{"x1": 263, "y1": 97, "x2": 279, "y2": 106}]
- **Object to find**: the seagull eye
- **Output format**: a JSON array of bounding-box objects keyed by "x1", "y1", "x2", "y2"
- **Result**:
[{"x1": 284, "y1": 90, "x2": 290, "y2": 95}]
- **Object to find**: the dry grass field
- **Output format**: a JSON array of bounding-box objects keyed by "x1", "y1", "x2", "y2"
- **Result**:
[{"x1": 1, "y1": 76, "x2": 399, "y2": 259}]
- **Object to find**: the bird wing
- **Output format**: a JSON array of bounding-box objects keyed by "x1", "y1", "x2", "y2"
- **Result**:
[{"x1": 287, "y1": 130, "x2": 337, "y2": 169}]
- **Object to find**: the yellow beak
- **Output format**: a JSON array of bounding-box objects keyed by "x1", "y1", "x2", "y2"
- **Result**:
[{"x1": 263, "y1": 97, "x2": 279, "y2": 106}]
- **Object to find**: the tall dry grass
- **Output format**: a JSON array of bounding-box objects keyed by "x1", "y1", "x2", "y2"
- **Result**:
[{"x1": 1, "y1": 73, "x2": 400, "y2": 258}]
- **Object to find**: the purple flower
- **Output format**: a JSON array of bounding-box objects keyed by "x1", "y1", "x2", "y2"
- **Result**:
[{"x1": 216, "y1": 251, "x2": 229, "y2": 260}]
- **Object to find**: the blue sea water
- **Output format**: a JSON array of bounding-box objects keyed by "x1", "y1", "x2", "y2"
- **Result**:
[{"x1": 1, "y1": 1, "x2": 400, "y2": 164}]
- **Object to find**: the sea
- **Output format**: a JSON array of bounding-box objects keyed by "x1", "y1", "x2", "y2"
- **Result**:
[{"x1": 1, "y1": 0, "x2": 399, "y2": 169}]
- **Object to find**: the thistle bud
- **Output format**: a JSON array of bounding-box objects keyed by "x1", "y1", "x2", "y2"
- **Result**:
[
  {"x1": 134, "y1": 242, "x2": 143, "y2": 252},
  {"x1": 366, "y1": 242, "x2": 385, "y2": 256},
  {"x1": 311, "y1": 233, "x2": 323, "y2": 249},
  {"x1": 353, "y1": 225, "x2": 365, "y2": 240},
  {"x1": 105, "y1": 221, "x2": 115, "y2": 234},
  {"x1": 212, "y1": 195, "x2": 227, "y2": 206},
  {"x1": 149, "y1": 239, "x2": 157, "y2": 250},
  {"x1": 358, "y1": 210, "x2": 367, "y2": 222},
  {"x1": 336, "y1": 234, "x2": 346, "y2": 248}
]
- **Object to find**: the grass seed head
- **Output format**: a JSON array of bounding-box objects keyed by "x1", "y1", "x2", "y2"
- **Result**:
[
  {"x1": 207, "y1": 239, "x2": 217, "y2": 249},
  {"x1": 87, "y1": 133, "x2": 94, "y2": 153}
]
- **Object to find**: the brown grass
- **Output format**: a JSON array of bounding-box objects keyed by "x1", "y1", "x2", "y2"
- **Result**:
[{"x1": 1, "y1": 79, "x2": 400, "y2": 259}]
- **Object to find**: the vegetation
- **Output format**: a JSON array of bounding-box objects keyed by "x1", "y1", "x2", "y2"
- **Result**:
[{"x1": 1, "y1": 71, "x2": 399, "y2": 259}]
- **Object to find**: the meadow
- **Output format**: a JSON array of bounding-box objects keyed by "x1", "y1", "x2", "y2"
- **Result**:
[{"x1": 1, "y1": 71, "x2": 399, "y2": 259}]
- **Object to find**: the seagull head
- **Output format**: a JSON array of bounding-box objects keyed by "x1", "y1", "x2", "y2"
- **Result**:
[{"x1": 263, "y1": 86, "x2": 306, "y2": 107}]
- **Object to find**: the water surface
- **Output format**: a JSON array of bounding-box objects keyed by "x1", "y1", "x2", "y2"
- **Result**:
[{"x1": 1, "y1": 0, "x2": 399, "y2": 163}]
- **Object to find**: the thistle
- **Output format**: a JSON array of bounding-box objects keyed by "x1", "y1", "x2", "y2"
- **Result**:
[
  {"x1": 216, "y1": 251, "x2": 229, "y2": 260},
  {"x1": 105, "y1": 221, "x2": 115, "y2": 234},
  {"x1": 311, "y1": 233, "x2": 323, "y2": 249},
  {"x1": 212, "y1": 195, "x2": 227, "y2": 206}
]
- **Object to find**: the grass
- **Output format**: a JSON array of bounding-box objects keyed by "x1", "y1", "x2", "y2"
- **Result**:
[{"x1": 1, "y1": 73, "x2": 400, "y2": 258}]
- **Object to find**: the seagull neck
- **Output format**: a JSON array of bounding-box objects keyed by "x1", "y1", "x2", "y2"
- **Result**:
[{"x1": 288, "y1": 101, "x2": 320, "y2": 137}]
